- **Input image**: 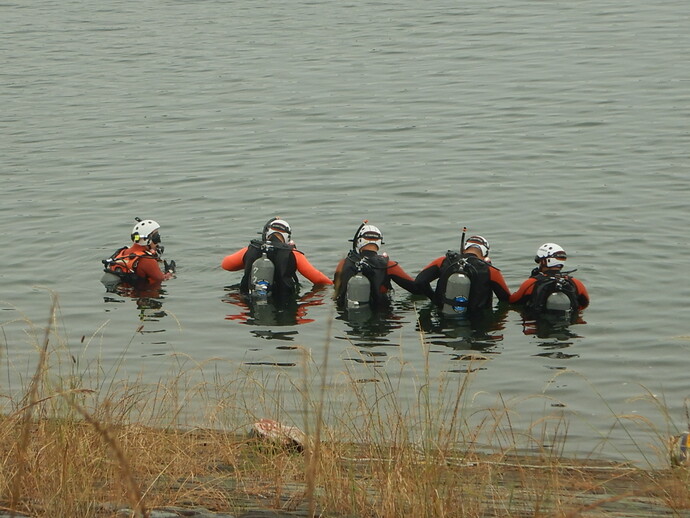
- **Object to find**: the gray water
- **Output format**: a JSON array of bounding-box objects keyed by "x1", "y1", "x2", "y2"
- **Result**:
[{"x1": 2, "y1": 0, "x2": 689, "y2": 466}]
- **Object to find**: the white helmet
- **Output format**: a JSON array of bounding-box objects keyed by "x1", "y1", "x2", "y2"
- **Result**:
[
  {"x1": 535, "y1": 242, "x2": 567, "y2": 268},
  {"x1": 464, "y1": 235, "x2": 490, "y2": 258},
  {"x1": 262, "y1": 217, "x2": 291, "y2": 243},
  {"x1": 353, "y1": 223, "x2": 383, "y2": 252},
  {"x1": 131, "y1": 218, "x2": 161, "y2": 245}
]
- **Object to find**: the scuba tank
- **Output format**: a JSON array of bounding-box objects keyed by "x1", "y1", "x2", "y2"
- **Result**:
[
  {"x1": 250, "y1": 252, "x2": 274, "y2": 299},
  {"x1": 100, "y1": 271, "x2": 122, "y2": 292},
  {"x1": 346, "y1": 272, "x2": 371, "y2": 308},
  {"x1": 539, "y1": 275, "x2": 576, "y2": 318},
  {"x1": 442, "y1": 272, "x2": 471, "y2": 315},
  {"x1": 545, "y1": 291, "x2": 572, "y2": 313}
]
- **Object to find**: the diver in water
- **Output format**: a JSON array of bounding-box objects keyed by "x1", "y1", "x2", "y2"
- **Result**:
[
  {"x1": 221, "y1": 217, "x2": 332, "y2": 300},
  {"x1": 333, "y1": 221, "x2": 420, "y2": 309},
  {"x1": 510, "y1": 242, "x2": 589, "y2": 316},
  {"x1": 102, "y1": 218, "x2": 175, "y2": 286},
  {"x1": 415, "y1": 231, "x2": 511, "y2": 316}
]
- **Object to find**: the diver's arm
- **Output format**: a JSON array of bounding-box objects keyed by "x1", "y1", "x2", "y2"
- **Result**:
[
  {"x1": 508, "y1": 277, "x2": 537, "y2": 304},
  {"x1": 387, "y1": 261, "x2": 422, "y2": 295},
  {"x1": 221, "y1": 247, "x2": 248, "y2": 271},
  {"x1": 294, "y1": 252, "x2": 334, "y2": 285},
  {"x1": 488, "y1": 267, "x2": 512, "y2": 302},
  {"x1": 414, "y1": 257, "x2": 443, "y2": 299},
  {"x1": 572, "y1": 278, "x2": 590, "y2": 309}
]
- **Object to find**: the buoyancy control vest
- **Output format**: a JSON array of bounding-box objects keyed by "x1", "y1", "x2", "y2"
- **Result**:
[
  {"x1": 526, "y1": 271, "x2": 579, "y2": 317},
  {"x1": 241, "y1": 239, "x2": 299, "y2": 299},
  {"x1": 337, "y1": 250, "x2": 390, "y2": 307},
  {"x1": 435, "y1": 252, "x2": 493, "y2": 313},
  {"x1": 102, "y1": 246, "x2": 158, "y2": 284}
]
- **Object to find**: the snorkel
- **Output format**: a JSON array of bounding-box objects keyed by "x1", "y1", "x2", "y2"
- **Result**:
[
  {"x1": 350, "y1": 220, "x2": 368, "y2": 252},
  {"x1": 460, "y1": 226, "x2": 467, "y2": 253}
]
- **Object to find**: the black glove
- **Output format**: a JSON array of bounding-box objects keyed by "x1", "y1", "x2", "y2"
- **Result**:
[{"x1": 164, "y1": 260, "x2": 176, "y2": 274}]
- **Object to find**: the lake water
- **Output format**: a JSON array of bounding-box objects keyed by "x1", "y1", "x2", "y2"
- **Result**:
[{"x1": 2, "y1": 0, "x2": 689, "y2": 467}]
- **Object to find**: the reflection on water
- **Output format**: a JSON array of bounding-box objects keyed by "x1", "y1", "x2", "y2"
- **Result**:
[
  {"x1": 101, "y1": 278, "x2": 171, "y2": 357},
  {"x1": 417, "y1": 304, "x2": 508, "y2": 353},
  {"x1": 416, "y1": 303, "x2": 509, "y2": 374},
  {"x1": 102, "y1": 277, "x2": 169, "y2": 327},
  {"x1": 222, "y1": 285, "x2": 329, "y2": 366},
  {"x1": 518, "y1": 311, "x2": 585, "y2": 366},
  {"x1": 222, "y1": 285, "x2": 328, "y2": 328},
  {"x1": 251, "y1": 330, "x2": 299, "y2": 341},
  {"x1": 519, "y1": 310, "x2": 586, "y2": 340},
  {"x1": 335, "y1": 304, "x2": 407, "y2": 352}
]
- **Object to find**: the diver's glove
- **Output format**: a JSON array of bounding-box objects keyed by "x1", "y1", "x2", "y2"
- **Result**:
[{"x1": 164, "y1": 260, "x2": 176, "y2": 274}]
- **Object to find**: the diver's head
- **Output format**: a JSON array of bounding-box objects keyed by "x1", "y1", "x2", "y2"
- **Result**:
[
  {"x1": 535, "y1": 242, "x2": 567, "y2": 269},
  {"x1": 463, "y1": 235, "x2": 490, "y2": 258},
  {"x1": 352, "y1": 223, "x2": 383, "y2": 253},
  {"x1": 131, "y1": 218, "x2": 161, "y2": 247},
  {"x1": 262, "y1": 217, "x2": 291, "y2": 243}
]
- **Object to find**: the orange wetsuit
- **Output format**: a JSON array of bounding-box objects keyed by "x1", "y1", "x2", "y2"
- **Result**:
[
  {"x1": 415, "y1": 253, "x2": 511, "y2": 311},
  {"x1": 107, "y1": 243, "x2": 166, "y2": 283},
  {"x1": 510, "y1": 274, "x2": 589, "y2": 310},
  {"x1": 221, "y1": 245, "x2": 332, "y2": 286},
  {"x1": 333, "y1": 249, "x2": 420, "y2": 306}
]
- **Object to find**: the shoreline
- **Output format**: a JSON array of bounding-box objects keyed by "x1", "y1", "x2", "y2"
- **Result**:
[{"x1": 2, "y1": 419, "x2": 687, "y2": 518}]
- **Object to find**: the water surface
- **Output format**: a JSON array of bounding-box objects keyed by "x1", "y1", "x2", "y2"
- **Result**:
[{"x1": 2, "y1": 0, "x2": 689, "y2": 466}]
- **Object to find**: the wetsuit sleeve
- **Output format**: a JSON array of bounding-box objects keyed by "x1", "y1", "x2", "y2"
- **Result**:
[
  {"x1": 294, "y1": 252, "x2": 334, "y2": 285},
  {"x1": 387, "y1": 261, "x2": 422, "y2": 295},
  {"x1": 414, "y1": 257, "x2": 444, "y2": 299},
  {"x1": 488, "y1": 267, "x2": 511, "y2": 302},
  {"x1": 509, "y1": 278, "x2": 537, "y2": 304},
  {"x1": 135, "y1": 257, "x2": 165, "y2": 283},
  {"x1": 572, "y1": 278, "x2": 590, "y2": 309},
  {"x1": 221, "y1": 247, "x2": 248, "y2": 271}
]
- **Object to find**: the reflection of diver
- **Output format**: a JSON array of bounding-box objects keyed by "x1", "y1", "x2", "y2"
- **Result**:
[
  {"x1": 335, "y1": 299, "x2": 407, "y2": 352},
  {"x1": 518, "y1": 310, "x2": 584, "y2": 360},
  {"x1": 223, "y1": 285, "x2": 328, "y2": 327},
  {"x1": 102, "y1": 277, "x2": 169, "y2": 324},
  {"x1": 519, "y1": 309, "x2": 586, "y2": 340},
  {"x1": 417, "y1": 302, "x2": 508, "y2": 353}
]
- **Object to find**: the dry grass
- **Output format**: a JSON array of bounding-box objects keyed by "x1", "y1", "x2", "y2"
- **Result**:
[{"x1": 1, "y1": 295, "x2": 690, "y2": 517}]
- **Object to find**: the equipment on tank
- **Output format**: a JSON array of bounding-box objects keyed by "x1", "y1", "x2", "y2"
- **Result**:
[
  {"x1": 442, "y1": 271, "x2": 471, "y2": 315},
  {"x1": 250, "y1": 251, "x2": 274, "y2": 300}
]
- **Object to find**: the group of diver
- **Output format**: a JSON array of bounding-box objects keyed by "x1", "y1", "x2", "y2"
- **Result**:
[{"x1": 103, "y1": 217, "x2": 589, "y2": 322}]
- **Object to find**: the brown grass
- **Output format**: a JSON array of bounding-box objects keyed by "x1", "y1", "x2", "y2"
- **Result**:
[{"x1": 1, "y1": 295, "x2": 690, "y2": 517}]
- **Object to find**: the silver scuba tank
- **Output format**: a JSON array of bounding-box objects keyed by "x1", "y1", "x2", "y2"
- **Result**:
[
  {"x1": 100, "y1": 271, "x2": 123, "y2": 293},
  {"x1": 346, "y1": 273, "x2": 371, "y2": 308},
  {"x1": 545, "y1": 291, "x2": 572, "y2": 313},
  {"x1": 250, "y1": 252, "x2": 274, "y2": 298},
  {"x1": 442, "y1": 272, "x2": 471, "y2": 315}
]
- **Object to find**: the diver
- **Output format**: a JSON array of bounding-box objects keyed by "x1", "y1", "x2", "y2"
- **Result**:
[
  {"x1": 102, "y1": 218, "x2": 175, "y2": 288},
  {"x1": 415, "y1": 230, "x2": 511, "y2": 316},
  {"x1": 333, "y1": 221, "x2": 420, "y2": 309},
  {"x1": 221, "y1": 217, "x2": 332, "y2": 301},
  {"x1": 510, "y1": 242, "x2": 589, "y2": 318}
]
